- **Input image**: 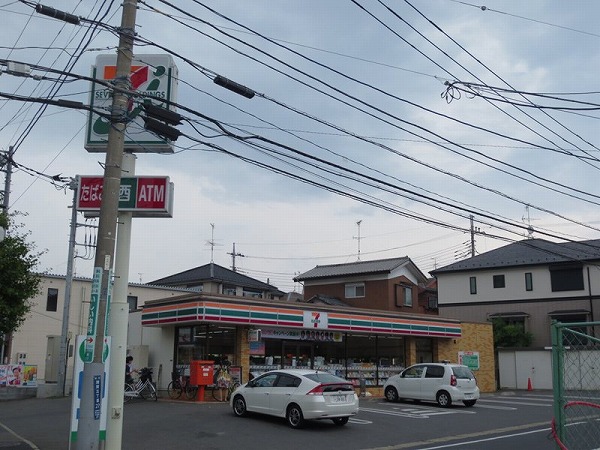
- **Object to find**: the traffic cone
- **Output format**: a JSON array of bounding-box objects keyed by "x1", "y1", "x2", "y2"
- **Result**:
[{"x1": 527, "y1": 378, "x2": 533, "y2": 391}]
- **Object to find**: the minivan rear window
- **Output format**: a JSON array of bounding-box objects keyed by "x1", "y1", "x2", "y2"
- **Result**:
[{"x1": 452, "y1": 367, "x2": 475, "y2": 379}]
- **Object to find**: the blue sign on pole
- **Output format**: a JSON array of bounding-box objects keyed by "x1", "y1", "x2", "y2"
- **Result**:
[{"x1": 93, "y1": 375, "x2": 101, "y2": 420}]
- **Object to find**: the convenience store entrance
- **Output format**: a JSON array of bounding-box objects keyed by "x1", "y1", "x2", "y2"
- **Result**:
[{"x1": 282, "y1": 341, "x2": 314, "y2": 369}]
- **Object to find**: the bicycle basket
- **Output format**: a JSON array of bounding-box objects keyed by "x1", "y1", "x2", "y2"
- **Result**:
[
  {"x1": 140, "y1": 367, "x2": 153, "y2": 383},
  {"x1": 171, "y1": 369, "x2": 180, "y2": 382}
]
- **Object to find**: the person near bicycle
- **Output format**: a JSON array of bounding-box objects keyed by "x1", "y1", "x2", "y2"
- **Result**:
[{"x1": 125, "y1": 355, "x2": 137, "y2": 384}]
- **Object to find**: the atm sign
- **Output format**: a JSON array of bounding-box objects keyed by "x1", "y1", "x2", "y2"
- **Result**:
[{"x1": 77, "y1": 175, "x2": 173, "y2": 217}]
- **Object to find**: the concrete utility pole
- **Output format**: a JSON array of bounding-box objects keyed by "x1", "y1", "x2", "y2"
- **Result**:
[
  {"x1": 76, "y1": 1, "x2": 138, "y2": 449},
  {"x1": 56, "y1": 179, "x2": 79, "y2": 397},
  {"x1": 1, "y1": 146, "x2": 13, "y2": 211},
  {"x1": 0, "y1": 146, "x2": 13, "y2": 364},
  {"x1": 228, "y1": 243, "x2": 244, "y2": 272}
]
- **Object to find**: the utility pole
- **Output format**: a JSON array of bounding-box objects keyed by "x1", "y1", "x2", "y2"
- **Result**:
[
  {"x1": 76, "y1": 1, "x2": 138, "y2": 449},
  {"x1": 0, "y1": 146, "x2": 13, "y2": 364},
  {"x1": 1, "y1": 146, "x2": 13, "y2": 211},
  {"x1": 56, "y1": 179, "x2": 79, "y2": 397},
  {"x1": 228, "y1": 243, "x2": 244, "y2": 272}
]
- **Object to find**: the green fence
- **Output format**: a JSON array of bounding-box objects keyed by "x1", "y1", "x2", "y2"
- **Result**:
[{"x1": 551, "y1": 320, "x2": 600, "y2": 450}]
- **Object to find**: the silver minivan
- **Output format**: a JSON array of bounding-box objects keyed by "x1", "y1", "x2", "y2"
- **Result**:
[{"x1": 383, "y1": 362, "x2": 480, "y2": 407}]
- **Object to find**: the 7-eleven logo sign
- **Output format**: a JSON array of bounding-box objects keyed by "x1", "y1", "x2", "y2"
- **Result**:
[{"x1": 303, "y1": 311, "x2": 328, "y2": 329}]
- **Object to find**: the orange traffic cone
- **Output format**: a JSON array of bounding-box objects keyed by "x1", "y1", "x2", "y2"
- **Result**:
[{"x1": 527, "y1": 378, "x2": 533, "y2": 391}]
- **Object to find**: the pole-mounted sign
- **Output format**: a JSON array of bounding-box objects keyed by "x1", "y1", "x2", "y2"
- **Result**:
[
  {"x1": 85, "y1": 54, "x2": 178, "y2": 153},
  {"x1": 76, "y1": 175, "x2": 174, "y2": 218}
]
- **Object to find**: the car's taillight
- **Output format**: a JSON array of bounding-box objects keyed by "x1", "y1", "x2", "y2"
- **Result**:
[
  {"x1": 450, "y1": 375, "x2": 457, "y2": 386},
  {"x1": 307, "y1": 384, "x2": 325, "y2": 395}
]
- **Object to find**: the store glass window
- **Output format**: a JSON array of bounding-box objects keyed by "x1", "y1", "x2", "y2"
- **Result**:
[{"x1": 174, "y1": 325, "x2": 236, "y2": 373}]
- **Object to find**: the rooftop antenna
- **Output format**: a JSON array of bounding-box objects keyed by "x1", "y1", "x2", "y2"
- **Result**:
[
  {"x1": 354, "y1": 220, "x2": 362, "y2": 261},
  {"x1": 205, "y1": 223, "x2": 221, "y2": 263},
  {"x1": 522, "y1": 205, "x2": 536, "y2": 239}
]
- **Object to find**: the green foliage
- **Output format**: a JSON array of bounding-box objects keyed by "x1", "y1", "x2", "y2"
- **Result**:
[
  {"x1": 0, "y1": 213, "x2": 43, "y2": 336},
  {"x1": 491, "y1": 318, "x2": 534, "y2": 348}
]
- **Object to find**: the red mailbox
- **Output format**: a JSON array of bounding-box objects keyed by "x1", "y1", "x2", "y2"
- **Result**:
[
  {"x1": 190, "y1": 360, "x2": 214, "y2": 401},
  {"x1": 190, "y1": 360, "x2": 214, "y2": 386}
]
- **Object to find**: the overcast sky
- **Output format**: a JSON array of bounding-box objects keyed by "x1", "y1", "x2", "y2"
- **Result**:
[{"x1": 1, "y1": 1, "x2": 599, "y2": 292}]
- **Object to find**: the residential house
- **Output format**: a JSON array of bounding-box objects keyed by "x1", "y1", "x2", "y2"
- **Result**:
[
  {"x1": 294, "y1": 256, "x2": 438, "y2": 315},
  {"x1": 149, "y1": 262, "x2": 285, "y2": 299},
  {"x1": 431, "y1": 238, "x2": 600, "y2": 348}
]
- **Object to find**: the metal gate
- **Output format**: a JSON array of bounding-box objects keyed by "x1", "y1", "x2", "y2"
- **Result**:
[{"x1": 551, "y1": 320, "x2": 600, "y2": 450}]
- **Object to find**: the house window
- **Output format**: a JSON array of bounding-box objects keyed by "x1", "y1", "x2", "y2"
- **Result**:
[
  {"x1": 469, "y1": 277, "x2": 477, "y2": 294},
  {"x1": 223, "y1": 285, "x2": 237, "y2": 296},
  {"x1": 127, "y1": 296, "x2": 138, "y2": 312},
  {"x1": 46, "y1": 288, "x2": 58, "y2": 312},
  {"x1": 403, "y1": 285, "x2": 413, "y2": 307},
  {"x1": 493, "y1": 275, "x2": 505, "y2": 288},
  {"x1": 427, "y1": 295, "x2": 438, "y2": 310},
  {"x1": 550, "y1": 266, "x2": 584, "y2": 292},
  {"x1": 243, "y1": 289, "x2": 262, "y2": 298},
  {"x1": 525, "y1": 272, "x2": 533, "y2": 291},
  {"x1": 345, "y1": 283, "x2": 365, "y2": 298}
]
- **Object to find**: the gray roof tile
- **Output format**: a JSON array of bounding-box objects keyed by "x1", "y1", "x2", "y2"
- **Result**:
[
  {"x1": 431, "y1": 238, "x2": 600, "y2": 274},
  {"x1": 295, "y1": 256, "x2": 413, "y2": 281}
]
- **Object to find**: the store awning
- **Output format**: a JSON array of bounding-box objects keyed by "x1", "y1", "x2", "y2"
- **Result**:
[{"x1": 141, "y1": 298, "x2": 461, "y2": 338}]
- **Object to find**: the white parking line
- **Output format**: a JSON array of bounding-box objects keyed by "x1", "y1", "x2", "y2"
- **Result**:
[
  {"x1": 360, "y1": 406, "x2": 475, "y2": 419},
  {"x1": 474, "y1": 404, "x2": 517, "y2": 410},
  {"x1": 479, "y1": 399, "x2": 552, "y2": 407},
  {"x1": 349, "y1": 418, "x2": 373, "y2": 424}
]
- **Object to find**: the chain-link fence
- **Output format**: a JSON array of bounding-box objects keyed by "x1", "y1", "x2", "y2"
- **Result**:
[{"x1": 551, "y1": 320, "x2": 600, "y2": 450}]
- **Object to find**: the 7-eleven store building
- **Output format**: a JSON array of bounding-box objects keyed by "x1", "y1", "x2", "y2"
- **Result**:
[{"x1": 139, "y1": 293, "x2": 495, "y2": 396}]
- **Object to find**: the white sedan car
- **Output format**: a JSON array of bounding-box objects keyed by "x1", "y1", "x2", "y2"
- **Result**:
[{"x1": 230, "y1": 369, "x2": 359, "y2": 428}]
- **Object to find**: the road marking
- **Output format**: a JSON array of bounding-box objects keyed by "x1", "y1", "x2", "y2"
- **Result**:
[
  {"x1": 474, "y1": 404, "x2": 517, "y2": 410},
  {"x1": 363, "y1": 421, "x2": 551, "y2": 450},
  {"x1": 0, "y1": 421, "x2": 39, "y2": 449},
  {"x1": 360, "y1": 406, "x2": 474, "y2": 419},
  {"x1": 479, "y1": 399, "x2": 552, "y2": 407},
  {"x1": 349, "y1": 418, "x2": 373, "y2": 424}
]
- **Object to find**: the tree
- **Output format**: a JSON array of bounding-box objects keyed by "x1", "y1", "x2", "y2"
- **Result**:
[
  {"x1": 0, "y1": 213, "x2": 43, "y2": 337},
  {"x1": 491, "y1": 318, "x2": 533, "y2": 348}
]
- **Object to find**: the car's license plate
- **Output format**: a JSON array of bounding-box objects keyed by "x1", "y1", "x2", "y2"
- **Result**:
[
  {"x1": 464, "y1": 393, "x2": 473, "y2": 399},
  {"x1": 332, "y1": 395, "x2": 346, "y2": 402}
]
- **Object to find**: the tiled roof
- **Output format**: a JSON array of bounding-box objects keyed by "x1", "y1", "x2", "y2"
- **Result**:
[
  {"x1": 149, "y1": 263, "x2": 284, "y2": 295},
  {"x1": 295, "y1": 256, "x2": 413, "y2": 281},
  {"x1": 431, "y1": 238, "x2": 600, "y2": 274}
]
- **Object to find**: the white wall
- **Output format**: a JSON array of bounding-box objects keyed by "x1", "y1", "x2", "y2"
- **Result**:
[
  {"x1": 437, "y1": 264, "x2": 596, "y2": 305},
  {"x1": 498, "y1": 349, "x2": 553, "y2": 390}
]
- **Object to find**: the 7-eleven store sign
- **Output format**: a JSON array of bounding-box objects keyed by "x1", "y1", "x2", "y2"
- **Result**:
[{"x1": 85, "y1": 54, "x2": 178, "y2": 153}]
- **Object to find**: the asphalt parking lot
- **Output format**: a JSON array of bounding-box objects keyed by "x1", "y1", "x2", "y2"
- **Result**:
[{"x1": 0, "y1": 391, "x2": 558, "y2": 450}]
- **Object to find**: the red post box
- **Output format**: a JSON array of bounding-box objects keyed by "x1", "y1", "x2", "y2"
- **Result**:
[{"x1": 189, "y1": 360, "x2": 214, "y2": 401}]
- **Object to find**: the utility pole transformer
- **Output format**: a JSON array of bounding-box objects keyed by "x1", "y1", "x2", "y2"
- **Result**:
[{"x1": 76, "y1": 2, "x2": 138, "y2": 449}]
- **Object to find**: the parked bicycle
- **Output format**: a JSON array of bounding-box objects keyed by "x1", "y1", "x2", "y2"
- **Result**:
[
  {"x1": 167, "y1": 368, "x2": 198, "y2": 400},
  {"x1": 124, "y1": 367, "x2": 157, "y2": 403},
  {"x1": 211, "y1": 364, "x2": 240, "y2": 402}
]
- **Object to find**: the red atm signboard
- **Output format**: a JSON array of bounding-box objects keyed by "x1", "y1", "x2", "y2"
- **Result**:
[{"x1": 77, "y1": 175, "x2": 174, "y2": 217}]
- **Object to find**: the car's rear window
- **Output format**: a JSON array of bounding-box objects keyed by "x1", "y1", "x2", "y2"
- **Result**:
[
  {"x1": 452, "y1": 366, "x2": 475, "y2": 379},
  {"x1": 304, "y1": 373, "x2": 349, "y2": 384}
]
